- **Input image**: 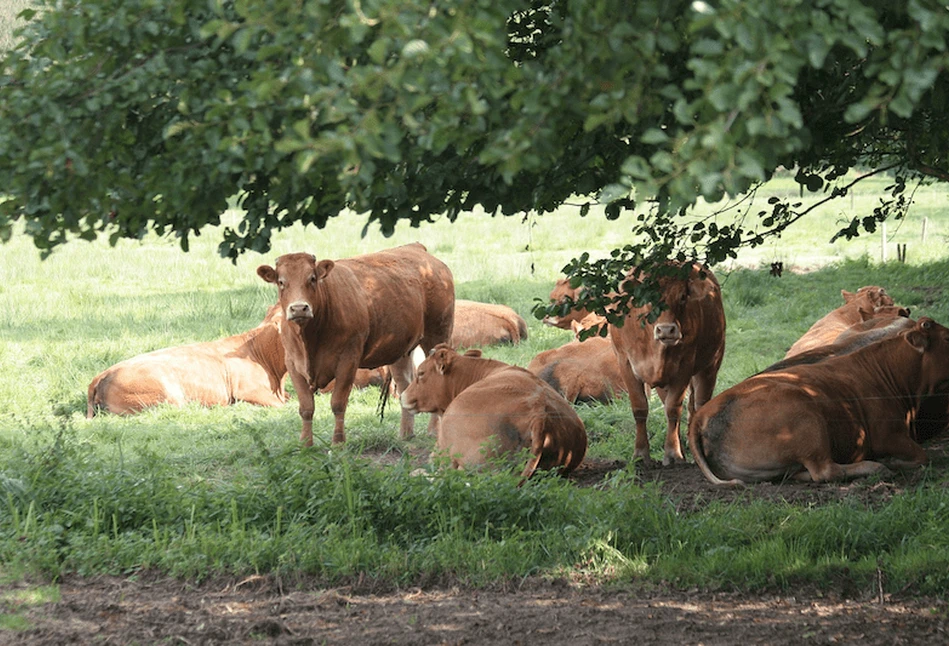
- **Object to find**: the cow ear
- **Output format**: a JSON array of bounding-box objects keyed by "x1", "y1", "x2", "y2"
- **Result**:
[
  {"x1": 433, "y1": 348, "x2": 455, "y2": 374},
  {"x1": 841, "y1": 289, "x2": 856, "y2": 303},
  {"x1": 316, "y1": 259, "x2": 335, "y2": 280},
  {"x1": 257, "y1": 265, "x2": 277, "y2": 284},
  {"x1": 903, "y1": 323, "x2": 931, "y2": 354},
  {"x1": 857, "y1": 306, "x2": 875, "y2": 321}
]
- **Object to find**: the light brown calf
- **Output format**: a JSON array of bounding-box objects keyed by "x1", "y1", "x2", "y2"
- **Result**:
[
  {"x1": 87, "y1": 304, "x2": 287, "y2": 416},
  {"x1": 527, "y1": 335, "x2": 626, "y2": 405},
  {"x1": 257, "y1": 243, "x2": 454, "y2": 445},
  {"x1": 401, "y1": 345, "x2": 587, "y2": 479},
  {"x1": 690, "y1": 318, "x2": 949, "y2": 485},
  {"x1": 783, "y1": 286, "x2": 895, "y2": 358},
  {"x1": 452, "y1": 299, "x2": 528, "y2": 348}
]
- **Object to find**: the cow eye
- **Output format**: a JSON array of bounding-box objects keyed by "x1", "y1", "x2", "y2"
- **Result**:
[
  {"x1": 277, "y1": 278, "x2": 286, "y2": 289},
  {"x1": 922, "y1": 320, "x2": 932, "y2": 330}
]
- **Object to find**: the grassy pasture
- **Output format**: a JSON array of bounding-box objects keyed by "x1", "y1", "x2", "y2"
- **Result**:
[{"x1": 0, "y1": 170, "x2": 948, "y2": 600}]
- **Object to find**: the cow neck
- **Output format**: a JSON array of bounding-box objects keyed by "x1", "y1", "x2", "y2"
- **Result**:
[
  {"x1": 244, "y1": 320, "x2": 289, "y2": 385},
  {"x1": 852, "y1": 336, "x2": 923, "y2": 407}
]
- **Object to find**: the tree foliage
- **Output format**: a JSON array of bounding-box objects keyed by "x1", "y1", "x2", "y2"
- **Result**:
[{"x1": 1, "y1": 0, "x2": 948, "y2": 311}]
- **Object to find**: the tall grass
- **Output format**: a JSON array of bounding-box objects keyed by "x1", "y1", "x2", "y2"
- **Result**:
[{"x1": 0, "y1": 169, "x2": 949, "y2": 594}]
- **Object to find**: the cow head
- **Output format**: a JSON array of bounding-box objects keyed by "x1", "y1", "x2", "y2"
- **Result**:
[
  {"x1": 626, "y1": 263, "x2": 718, "y2": 347},
  {"x1": 843, "y1": 286, "x2": 894, "y2": 309},
  {"x1": 257, "y1": 253, "x2": 334, "y2": 326},
  {"x1": 400, "y1": 344, "x2": 460, "y2": 414},
  {"x1": 543, "y1": 279, "x2": 591, "y2": 329},
  {"x1": 903, "y1": 318, "x2": 949, "y2": 396}
]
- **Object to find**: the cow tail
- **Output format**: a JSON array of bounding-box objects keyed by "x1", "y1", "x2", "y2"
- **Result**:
[
  {"x1": 517, "y1": 316, "x2": 529, "y2": 342},
  {"x1": 517, "y1": 409, "x2": 548, "y2": 486},
  {"x1": 687, "y1": 420, "x2": 744, "y2": 487},
  {"x1": 376, "y1": 371, "x2": 394, "y2": 421},
  {"x1": 86, "y1": 376, "x2": 101, "y2": 419}
]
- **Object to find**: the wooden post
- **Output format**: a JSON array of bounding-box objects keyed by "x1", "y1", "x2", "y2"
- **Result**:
[
  {"x1": 922, "y1": 217, "x2": 929, "y2": 244},
  {"x1": 881, "y1": 221, "x2": 888, "y2": 262},
  {"x1": 897, "y1": 243, "x2": 907, "y2": 263}
]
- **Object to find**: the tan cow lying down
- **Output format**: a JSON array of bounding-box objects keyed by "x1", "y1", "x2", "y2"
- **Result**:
[
  {"x1": 609, "y1": 262, "x2": 726, "y2": 465},
  {"x1": 87, "y1": 304, "x2": 288, "y2": 416},
  {"x1": 452, "y1": 300, "x2": 528, "y2": 348},
  {"x1": 783, "y1": 286, "x2": 895, "y2": 358},
  {"x1": 258, "y1": 243, "x2": 454, "y2": 445},
  {"x1": 400, "y1": 345, "x2": 587, "y2": 479},
  {"x1": 542, "y1": 278, "x2": 592, "y2": 330},
  {"x1": 527, "y1": 335, "x2": 626, "y2": 405},
  {"x1": 689, "y1": 317, "x2": 949, "y2": 485}
]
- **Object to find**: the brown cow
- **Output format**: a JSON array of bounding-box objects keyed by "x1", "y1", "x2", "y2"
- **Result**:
[
  {"x1": 542, "y1": 278, "x2": 592, "y2": 330},
  {"x1": 609, "y1": 262, "x2": 726, "y2": 465},
  {"x1": 452, "y1": 299, "x2": 529, "y2": 348},
  {"x1": 527, "y1": 335, "x2": 626, "y2": 405},
  {"x1": 257, "y1": 243, "x2": 454, "y2": 445},
  {"x1": 87, "y1": 304, "x2": 287, "y2": 416},
  {"x1": 689, "y1": 317, "x2": 949, "y2": 485},
  {"x1": 783, "y1": 286, "x2": 895, "y2": 358},
  {"x1": 400, "y1": 345, "x2": 587, "y2": 479}
]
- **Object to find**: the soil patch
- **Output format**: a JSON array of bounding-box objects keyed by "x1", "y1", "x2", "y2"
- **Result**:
[{"x1": 6, "y1": 439, "x2": 949, "y2": 645}]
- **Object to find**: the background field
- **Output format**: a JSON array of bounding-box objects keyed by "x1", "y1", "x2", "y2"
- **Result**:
[{"x1": 1, "y1": 169, "x2": 948, "y2": 604}]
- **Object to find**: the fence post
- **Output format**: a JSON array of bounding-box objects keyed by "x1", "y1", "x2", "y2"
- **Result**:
[
  {"x1": 922, "y1": 217, "x2": 929, "y2": 244},
  {"x1": 881, "y1": 221, "x2": 888, "y2": 262}
]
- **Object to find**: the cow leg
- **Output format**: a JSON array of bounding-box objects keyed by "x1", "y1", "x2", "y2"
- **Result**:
[
  {"x1": 389, "y1": 353, "x2": 419, "y2": 440},
  {"x1": 288, "y1": 369, "x2": 315, "y2": 447},
  {"x1": 327, "y1": 371, "x2": 357, "y2": 445},
  {"x1": 613, "y1": 354, "x2": 652, "y2": 462},
  {"x1": 657, "y1": 385, "x2": 687, "y2": 465},
  {"x1": 795, "y1": 460, "x2": 891, "y2": 482},
  {"x1": 877, "y1": 434, "x2": 929, "y2": 470}
]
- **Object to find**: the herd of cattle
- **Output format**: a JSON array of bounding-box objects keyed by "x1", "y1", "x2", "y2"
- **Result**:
[{"x1": 85, "y1": 242, "x2": 949, "y2": 486}]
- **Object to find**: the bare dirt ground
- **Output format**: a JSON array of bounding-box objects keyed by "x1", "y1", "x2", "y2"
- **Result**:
[{"x1": 6, "y1": 437, "x2": 949, "y2": 645}]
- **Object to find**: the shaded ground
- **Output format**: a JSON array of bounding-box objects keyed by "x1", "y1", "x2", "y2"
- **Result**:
[
  {"x1": 7, "y1": 573, "x2": 949, "y2": 645},
  {"x1": 6, "y1": 437, "x2": 949, "y2": 645}
]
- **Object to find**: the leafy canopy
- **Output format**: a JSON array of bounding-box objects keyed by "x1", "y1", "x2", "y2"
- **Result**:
[{"x1": 1, "y1": 0, "x2": 947, "y2": 311}]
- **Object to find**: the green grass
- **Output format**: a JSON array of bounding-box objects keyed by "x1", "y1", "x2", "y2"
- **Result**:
[{"x1": 1, "y1": 171, "x2": 949, "y2": 598}]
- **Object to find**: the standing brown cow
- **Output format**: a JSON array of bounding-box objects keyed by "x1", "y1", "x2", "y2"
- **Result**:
[
  {"x1": 257, "y1": 243, "x2": 454, "y2": 445},
  {"x1": 400, "y1": 345, "x2": 587, "y2": 479},
  {"x1": 783, "y1": 286, "x2": 894, "y2": 358},
  {"x1": 609, "y1": 262, "x2": 726, "y2": 465},
  {"x1": 87, "y1": 304, "x2": 288, "y2": 416},
  {"x1": 689, "y1": 318, "x2": 949, "y2": 485}
]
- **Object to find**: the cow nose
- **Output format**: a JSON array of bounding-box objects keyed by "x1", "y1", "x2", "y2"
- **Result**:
[
  {"x1": 654, "y1": 323, "x2": 681, "y2": 344},
  {"x1": 287, "y1": 301, "x2": 312, "y2": 320}
]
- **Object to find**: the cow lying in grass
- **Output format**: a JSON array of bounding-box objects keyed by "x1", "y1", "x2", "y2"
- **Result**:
[
  {"x1": 87, "y1": 304, "x2": 287, "y2": 416},
  {"x1": 783, "y1": 286, "x2": 895, "y2": 358},
  {"x1": 451, "y1": 300, "x2": 529, "y2": 348},
  {"x1": 527, "y1": 334, "x2": 626, "y2": 405},
  {"x1": 689, "y1": 317, "x2": 949, "y2": 485},
  {"x1": 400, "y1": 345, "x2": 587, "y2": 480}
]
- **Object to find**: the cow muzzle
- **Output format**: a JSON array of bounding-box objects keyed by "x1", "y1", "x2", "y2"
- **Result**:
[
  {"x1": 654, "y1": 323, "x2": 682, "y2": 346},
  {"x1": 399, "y1": 390, "x2": 418, "y2": 413},
  {"x1": 286, "y1": 301, "x2": 314, "y2": 323}
]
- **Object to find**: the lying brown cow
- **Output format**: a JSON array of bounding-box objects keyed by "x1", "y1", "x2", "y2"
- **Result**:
[
  {"x1": 609, "y1": 262, "x2": 726, "y2": 465},
  {"x1": 783, "y1": 286, "x2": 895, "y2": 358},
  {"x1": 542, "y1": 278, "x2": 592, "y2": 330},
  {"x1": 527, "y1": 335, "x2": 626, "y2": 405},
  {"x1": 400, "y1": 345, "x2": 587, "y2": 479},
  {"x1": 452, "y1": 299, "x2": 528, "y2": 348},
  {"x1": 257, "y1": 243, "x2": 454, "y2": 445},
  {"x1": 87, "y1": 304, "x2": 287, "y2": 416},
  {"x1": 689, "y1": 317, "x2": 949, "y2": 485}
]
